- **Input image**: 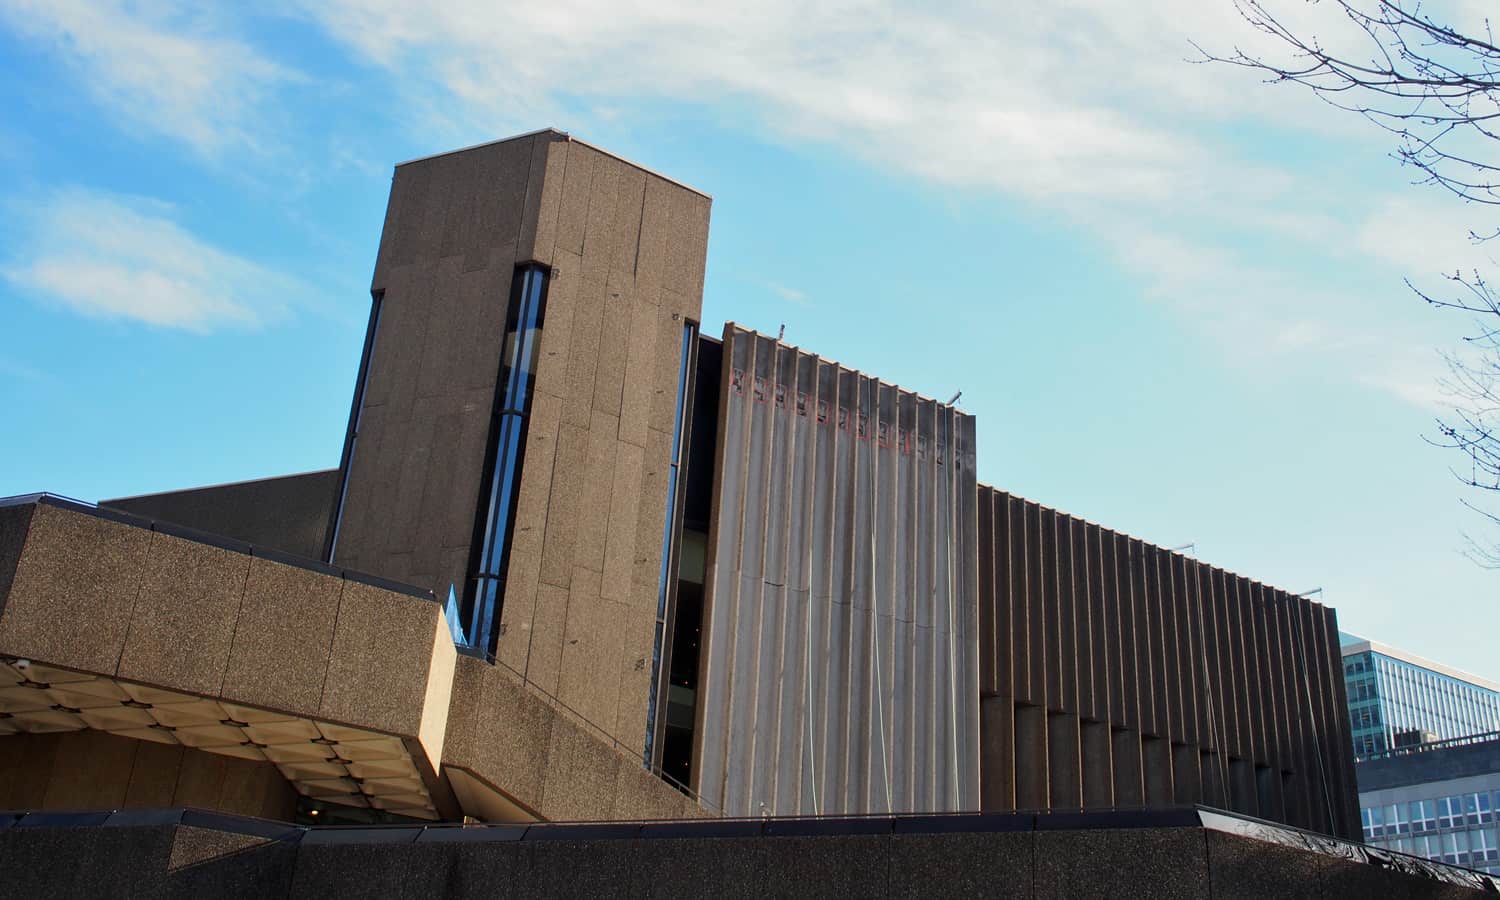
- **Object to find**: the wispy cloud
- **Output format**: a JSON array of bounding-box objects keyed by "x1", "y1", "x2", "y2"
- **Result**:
[
  {"x1": 277, "y1": 1, "x2": 1481, "y2": 408},
  {"x1": 767, "y1": 282, "x2": 808, "y2": 305},
  {"x1": 0, "y1": 0, "x2": 295, "y2": 155},
  {"x1": 3, "y1": 188, "x2": 298, "y2": 332},
  {"x1": 0, "y1": 355, "x2": 52, "y2": 384}
]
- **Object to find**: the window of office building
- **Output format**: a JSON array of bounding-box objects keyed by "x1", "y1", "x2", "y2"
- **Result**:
[
  {"x1": 1476, "y1": 827, "x2": 1500, "y2": 864},
  {"x1": 1411, "y1": 798, "x2": 1437, "y2": 833},
  {"x1": 1439, "y1": 794, "x2": 1466, "y2": 830},
  {"x1": 1384, "y1": 802, "x2": 1409, "y2": 836},
  {"x1": 1462, "y1": 791, "x2": 1494, "y2": 826},
  {"x1": 1441, "y1": 830, "x2": 1468, "y2": 865},
  {"x1": 461, "y1": 264, "x2": 548, "y2": 656}
]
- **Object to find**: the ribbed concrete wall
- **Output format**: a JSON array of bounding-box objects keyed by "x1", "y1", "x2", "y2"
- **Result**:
[
  {"x1": 976, "y1": 486, "x2": 1359, "y2": 840},
  {"x1": 695, "y1": 325, "x2": 980, "y2": 816}
]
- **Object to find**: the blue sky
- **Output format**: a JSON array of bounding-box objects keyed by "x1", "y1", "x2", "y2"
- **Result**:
[{"x1": 1, "y1": 1, "x2": 1495, "y2": 678}]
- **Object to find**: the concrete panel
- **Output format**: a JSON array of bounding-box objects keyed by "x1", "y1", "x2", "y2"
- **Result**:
[
  {"x1": 618, "y1": 294, "x2": 662, "y2": 449},
  {"x1": 538, "y1": 423, "x2": 590, "y2": 588},
  {"x1": 1034, "y1": 827, "x2": 1210, "y2": 900},
  {"x1": 977, "y1": 489, "x2": 997, "y2": 696},
  {"x1": 167, "y1": 825, "x2": 298, "y2": 898},
  {"x1": 118, "y1": 532, "x2": 250, "y2": 697},
  {"x1": 319, "y1": 581, "x2": 441, "y2": 736},
  {"x1": 524, "y1": 582, "x2": 571, "y2": 695},
  {"x1": 1047, "y1": 713, "x2": 1082, "y2": 810},
  {"x1": 561, "y1": 267, "x2": 607, "y2": 430},
  {"x1": 607, "y1": 162, "x2": 648, "y2": 279},
  {"x1": 1081, "y1": 721, "x2": 1113, "y2": 810},
  {"x1": 520, "y1": 133, "x2": 569, "y2": 264},
  {"x1": 221, "y1": 557, "x2": 341, "y2": 714},
  {"x1": 552, "y1": 143, "x2": 597, "y2": 259},
  {"x1": 612, "y1": 592, "x2": 658, "y2": 758},
  {"x1": 534, "y1": 250, "x2": 582, "y2": 395},
  {"x1": 590, "y1": 274, "x2": 634, "y2": 419},
  {"x1": 442, "y1": 659, "x2": 552, "y2": 816},
  {"x1": 890, "y1": 831, "x2": 1034, "y2": 899},
  {"x1": 601, "y1": 442, "x2": 645, "y2": 602},
  {"x1": 664, "y1": 192, "x2": 712, "y2": 300},
  {"x1": 1112, "y1": 729, "x2": 1144, "y2": 807},
  {"x1": 1015, "y1": 704, "x2": 1048, "y2": 810},
  {"x1": 0, "y1": 503, "x2": 151, "y2": 674},
  {"x1": 0, "y1": 503, "x2": 34, "y2": 616},
  {"x1": 570, "y1": 411, "x2": 619, "y2": 574},
  {"x1": 0, "y1": 824, "x2": 178, "y2": 898},
  {"x1": 611, "y1": 758, "x2": 686, "y2": 821},
  {"x1": 540, "y1": 713, "x2": 622, "y2": 821},
  {"x1": 980, "y1": 695, "x2": 1015, "y2": 812},
  {"x1": 558, "y1": 579, "x2": 624, "y2": 736},
  {"x1": 39, "y1": 729, "x2": 134, "y2": 809},
  {"x1": 1142, "y1": 736, "x2": 1173, "y2": 806},
  {"x1": 173, "y1": 749, "x2": 229, "y2": 808},
  {"x1": 291, "y1": 842, "x2": 425, "y2": 900},
  {"x1": 124, "y1": 740, "x2": 186, "y2": 808}
]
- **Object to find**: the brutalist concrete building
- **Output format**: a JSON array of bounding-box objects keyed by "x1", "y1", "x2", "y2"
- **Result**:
[{"x1": 5, "y1": 128, "x2": 1493, "y2": 896}]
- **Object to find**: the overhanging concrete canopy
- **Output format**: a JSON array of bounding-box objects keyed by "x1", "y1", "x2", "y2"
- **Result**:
[{"x1": 0, "y1": 496, "x2": 457, "y2": 820}]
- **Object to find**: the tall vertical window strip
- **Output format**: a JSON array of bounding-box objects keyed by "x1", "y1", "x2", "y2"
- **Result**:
[
  {"x1": 462, "y1": 265, "x2": 549, "y2": 656},
  {"x1": 645, "y1": 321, "x2": 697, "y2": 766},
  {"x1": 325, "y1": 291, "x2": 385, "y2": 562}
]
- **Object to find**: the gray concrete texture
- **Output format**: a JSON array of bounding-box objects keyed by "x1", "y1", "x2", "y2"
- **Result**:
[
  {"x1": 695, "y1": 325, "x2": 981, "y2": 817},
  {"x1": 102, "y1": 470, "x2": 340, "y2": 561},
  {"x1": 332, "y1": 130, "x2": 711, "y2": 762},
  {"x1": 3, "y1": 812, "x2": 1495, "y2": 899},
  {"x1": 976, "y1": 485, "x2": 1360, "y2": 840}
]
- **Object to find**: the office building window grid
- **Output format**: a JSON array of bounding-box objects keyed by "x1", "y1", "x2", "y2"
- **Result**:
[
  {"x1": 1362, "y1": 790, "x2": 1500, "y2": 873},
  {"x1": 1344, "y1": 650, "x2": 1500, "y2": 758}
]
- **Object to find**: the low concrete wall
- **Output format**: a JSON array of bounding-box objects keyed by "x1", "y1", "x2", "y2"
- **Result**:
[{"x1": 1, "y1": 807, "x2": 1494, "y2": 899}]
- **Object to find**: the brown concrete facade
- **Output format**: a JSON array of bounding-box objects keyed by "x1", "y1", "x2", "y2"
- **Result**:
[
  {"x1": 330, "y1": 130, "x2": 712, "y2": 763},
  {"x1": 1, "y1": 130, "x2": 1366, "y2": 842},
  {"x1": 0, "y1": 494, "x2": 700, "y2": 824},
  {"x1": 102, "y1": 470, "x2": 339, "y2": 561},
  {"x1": 976, "y1": 486, "x2": 1360, "y2": 840}
]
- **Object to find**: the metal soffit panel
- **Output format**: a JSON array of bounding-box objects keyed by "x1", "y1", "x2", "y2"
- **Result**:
[
  {"x1": 696, "y1": 324, "x2": 980, "y2": 817},
  {"x1": 0, "y1": 661, "x2": 437, "y2": 820}
]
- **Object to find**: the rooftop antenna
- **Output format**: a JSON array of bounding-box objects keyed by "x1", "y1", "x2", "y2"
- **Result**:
[
  {"x1": 1170, "y1": 542, "x2": 1196, "y2": 555},
  {"x1": 777, "y1": 323, "x2": 786, "y2": 341},
  {"x1": 1297, "y1": 588, "x2": 1323, "y2": 598},
  {"x1": 947, "y1": 390, "x2": 962, "y2": 406}
]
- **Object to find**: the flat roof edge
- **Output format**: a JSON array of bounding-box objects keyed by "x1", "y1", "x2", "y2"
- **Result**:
[
  {"x1": 394, "y1": 129, "x2": 712, "y2": 200},
  {"x1": 1345, "y1": 638, "x2": 1500, "y2": 692}
]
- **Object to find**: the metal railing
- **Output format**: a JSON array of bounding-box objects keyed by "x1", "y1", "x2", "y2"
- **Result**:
[{"x1": 1356, "y1": 729, "x2": 1500, "y2": 763}]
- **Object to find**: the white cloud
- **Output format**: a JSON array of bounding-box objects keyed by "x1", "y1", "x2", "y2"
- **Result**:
[
  {"x1": 0, "y1": 0, "x2": 294, "y2": 154},
  {"x1": 4, "y1": 189, "x2": 295, "y2": 332},
  {"x1": 286, "y1": 0, "x2": 1485, "y2": 408}
]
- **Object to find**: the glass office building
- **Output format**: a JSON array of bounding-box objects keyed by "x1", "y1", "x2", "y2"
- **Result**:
[{"x1": 1341, "y1": 633, "x2": 1500, "y2": 759}]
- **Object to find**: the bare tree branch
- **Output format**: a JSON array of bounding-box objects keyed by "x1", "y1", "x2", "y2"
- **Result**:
[{"x1": 1202, "y1": 0, "x2": 1500, "y2": 558}]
